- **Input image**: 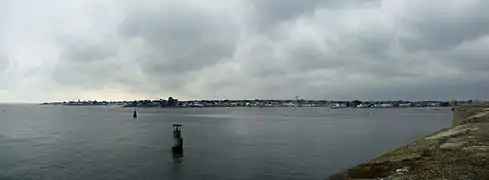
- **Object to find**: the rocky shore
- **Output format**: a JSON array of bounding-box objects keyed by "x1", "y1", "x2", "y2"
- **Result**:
[{"x1": 327, "y1": 105, "x2": 489, "y2": 180}]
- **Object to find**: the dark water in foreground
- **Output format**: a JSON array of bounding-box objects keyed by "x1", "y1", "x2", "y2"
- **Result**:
[{"x1": 0, "y1": 105, "x2": 452, "y2": 180}]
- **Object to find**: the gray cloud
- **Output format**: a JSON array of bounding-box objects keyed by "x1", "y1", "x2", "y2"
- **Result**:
[
  {"x1": 247, "y1": 0, "x2": 323, "y2": 30},
  {"x1": 51, "y1": 1, "x2": 240, "y2": 96},
  {"x1": 3, "y1": 0, "x2": 488, "y2": 102},
  {"x1": 120, "y1": 3, "x2": 240, "y2": 95},
  {"x1": 396, "y1": 1, "x2": 489, "y2": 51},
  {"x1": 443, "y1": 36, "x2": 489, "y2": 72},
  {"x1": 0, "y1": 16, "x2": 7, "y2": 73},
  {"x1": 246, "y1": 0, "x2": 381, "y2": 32},
  {"x1": 119, "y1": 3, "x2": 238, "y2": 73},
  {"x1": 57, "y1": 39, "x2": 115, "y2": 63},
  {"x1": 53, "y1": 37, "x2": 119, "y2": 88},
  {"x1": 0, "y1": 51, "x2": 8, "y2": 73}
]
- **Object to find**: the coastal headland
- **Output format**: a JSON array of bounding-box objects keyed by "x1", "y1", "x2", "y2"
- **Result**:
[{"x1": 327, "y1": 104, "x2": 489, "y2": 180}]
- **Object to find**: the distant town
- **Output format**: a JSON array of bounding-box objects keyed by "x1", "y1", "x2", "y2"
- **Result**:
[{"x1": 39, "y1": 97, "x2": 487, "y2": 109}]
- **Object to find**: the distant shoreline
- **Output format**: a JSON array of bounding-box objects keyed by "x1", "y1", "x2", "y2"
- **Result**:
[{"x1": 37, "y1": 99, "x2": 472, "y2": 109}]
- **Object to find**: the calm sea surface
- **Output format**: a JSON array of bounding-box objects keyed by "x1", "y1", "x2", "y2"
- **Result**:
[{"x1": 0, "y1": 105, "x2": 452, "y2": 180}]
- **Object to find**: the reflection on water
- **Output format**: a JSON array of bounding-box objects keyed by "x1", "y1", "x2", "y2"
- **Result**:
[
  {"x1": 0, "y1": 105, "x2": 452, "y2": 180},
  {"x1": 172, "y1": 151, "x2": 184, "y2": 163}
]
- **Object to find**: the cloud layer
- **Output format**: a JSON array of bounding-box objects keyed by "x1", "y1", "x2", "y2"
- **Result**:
[{"x1": 1, "y1": 0, "x2": 489, "y2": 102}]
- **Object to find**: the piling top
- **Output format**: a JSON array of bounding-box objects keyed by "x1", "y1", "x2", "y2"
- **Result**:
[{"x1": 173, "y1": 124, "x2": 182, "y2": 131}]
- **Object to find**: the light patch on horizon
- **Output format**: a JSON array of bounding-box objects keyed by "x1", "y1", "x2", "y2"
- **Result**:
[{"x1": 0, "y1": 0, "x2": 489, "y2": 102}]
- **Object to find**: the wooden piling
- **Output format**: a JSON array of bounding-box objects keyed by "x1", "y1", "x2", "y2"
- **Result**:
[{"x1": 172, "y1": 124, "x2": 183, "y2": 154}]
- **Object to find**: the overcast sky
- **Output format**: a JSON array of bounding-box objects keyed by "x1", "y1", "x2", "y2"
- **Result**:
[{"x1": 0, "y1": 0, "x2": 488, "y2": 102}]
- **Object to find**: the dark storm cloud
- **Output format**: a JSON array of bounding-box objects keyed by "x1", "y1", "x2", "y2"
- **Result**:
[
  {"x1": 51, "y1": 1, "x2": 239, "y2": 95},
  {"x1": 52, "y1": 36, "x2": 120, "y2": 88},
  {"x1": 247, "y1": 0, "x2": 380, "y2": 31},
  {"x1": 240, "y1": 14, "x2": 414, "y2": 81},
  {"x1": 44, "y1": 0, "x2": 489, "y2": 100},
  {"x1": 232, "y1": 0, "x2": 489, "y2": 100},
  {"x1": 119, "y1": 5, "x2": 238, "y2": 75},
  {"x1": 397, "y1": 1, "x2": 489, "y2": 51},
  {"x1": 443, "y1": 36, "x2": 489, "y2": 72},
  {"x1": 284, "y1": 41, "x2": 342, "y2": 72},
  {"x1": 338, "y1": 79, "x2": 489, "y2": 101},
  {"x1": 117, "y1": 3, "x2": 239, "y2": 94},
  {"x1": 248, "y1": 0, "x2": 323, "y2": 29},
  {"x1": 57, "y1": 38, "x2": 115, "y2": 63},
  {"x1": 238, "y1": 42, "x2": 287, "y2": 78}
]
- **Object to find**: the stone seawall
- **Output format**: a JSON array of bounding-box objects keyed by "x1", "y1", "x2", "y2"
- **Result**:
[
  {"x1": 452, "y1": 105, "x2": 489, "y2": 126},
  {"x1": 327, "y1": 106, "x2": 489, "y2": 180}
]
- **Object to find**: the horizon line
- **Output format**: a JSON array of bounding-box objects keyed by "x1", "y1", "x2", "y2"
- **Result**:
[{"x1": 38, "y1": 98, "x2": 486, "y2": 102}]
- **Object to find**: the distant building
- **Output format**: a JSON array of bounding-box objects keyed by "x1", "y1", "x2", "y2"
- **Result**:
[
  {"x1": 399, "y1": 103, "x2": 411, "y2": 107},
  {"x1": 165, "y1": 97, "x2": 179, "y2": 107}
]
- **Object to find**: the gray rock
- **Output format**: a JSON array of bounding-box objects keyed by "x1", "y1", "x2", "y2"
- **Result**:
[
  {"x1": 439, "y1": 142, "x2": 466, "y2": 150},
  {"x1": 463, "y1": 146, "x2": 489, "y2": 152}
]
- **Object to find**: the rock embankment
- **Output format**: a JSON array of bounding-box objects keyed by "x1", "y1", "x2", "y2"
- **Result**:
[{"x1": 328, "y1": 106, "x2": 489, "y2": 180}]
